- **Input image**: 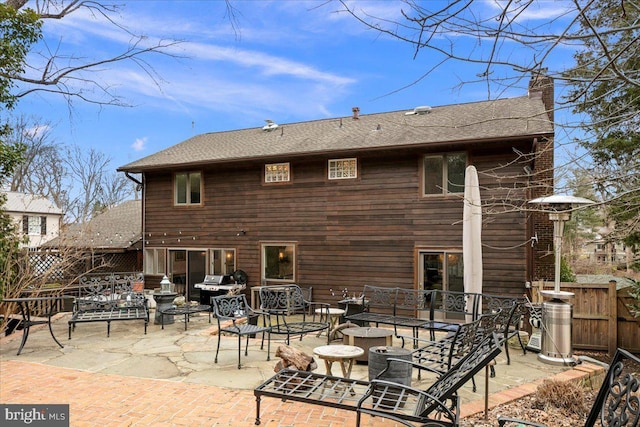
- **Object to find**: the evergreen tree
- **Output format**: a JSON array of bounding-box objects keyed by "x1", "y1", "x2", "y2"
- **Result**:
[
  {"x1": 0, "y1": 2, "x2": 42, "y2": 297},
  {"x1": 565, "y1": 0, "x2": 640, "y2": 253}
]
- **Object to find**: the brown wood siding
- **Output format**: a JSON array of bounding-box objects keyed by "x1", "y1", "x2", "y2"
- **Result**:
[{"x1": 143, "y1": 146, "x2": 533, "y2": 303}]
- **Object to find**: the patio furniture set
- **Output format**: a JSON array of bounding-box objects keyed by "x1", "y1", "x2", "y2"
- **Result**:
[
  {"x1": 249, "y1": 284, "x2": 529, "y2": 426},
  {"x1": 254, "y1": 331, "x2": 505, "y2": 426},
  {"x1": 5, "y1": 279, "x2": 637, "y2": 427}
]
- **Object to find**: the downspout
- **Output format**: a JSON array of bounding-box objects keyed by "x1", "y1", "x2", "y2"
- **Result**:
[
  {"x1": 124, "y1": 172, "x2": 145, "y2": 274},
  {"x1": 125, "y1": 172, "x2": 142, "y2": 187}
]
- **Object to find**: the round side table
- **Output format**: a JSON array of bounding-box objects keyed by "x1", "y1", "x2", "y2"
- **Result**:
[{"x1": 313, "y1": 344, "x2": 364, "y2": 379}]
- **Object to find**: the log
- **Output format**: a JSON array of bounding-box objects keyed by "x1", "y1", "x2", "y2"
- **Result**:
[{"x1": 274, "y1": 345, "x2": 317, "y2": 372}]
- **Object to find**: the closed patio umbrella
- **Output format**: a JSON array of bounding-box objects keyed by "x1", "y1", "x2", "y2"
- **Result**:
[{"x1": 463, "y1": 165, "x2": 482, "y2": 321}]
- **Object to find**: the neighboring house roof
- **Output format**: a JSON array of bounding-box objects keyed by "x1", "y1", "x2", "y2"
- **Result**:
[
  {"x1": 118, "y1": 94, "x2": 553, "y2": 172},
  {"x1": 44, "y1": 199, "x2": 141, "y2": 250},
  {"x1": 3, "y1": 191, "x2": 63, "y2": 216}
]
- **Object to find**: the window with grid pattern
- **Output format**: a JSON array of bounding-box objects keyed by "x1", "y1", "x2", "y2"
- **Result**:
[
  {"x1": 328, "y1": 158, "x2": 357, "y2": 179},
  {"x1": 265, "y1": 163, "x2": 290, "y2": 183}
]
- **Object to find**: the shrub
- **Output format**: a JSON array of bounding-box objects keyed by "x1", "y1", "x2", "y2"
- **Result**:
[
  {"x1": 560, "y1": 256, "x2": 577, "y2": 282},
  {"x1": 533, "y1": 379, "x2": 588, "y2": 417}
]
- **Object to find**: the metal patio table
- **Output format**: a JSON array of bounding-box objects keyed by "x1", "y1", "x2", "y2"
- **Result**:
[{"x1": 2, "y1": 295, "x2": 74, "y2": 355}]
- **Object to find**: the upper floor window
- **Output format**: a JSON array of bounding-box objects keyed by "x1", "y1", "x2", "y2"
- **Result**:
[
  {"x1": 328, "y1": 158, "x2": 357, "y2": 180},
  {"x1": 423, "y1": 153, "x2": 467, "y2": 195},
  {"x1": 22, "y1": 215, "x2": 46, "y2": 235},
  {"x1": 265, "y1": 163, "x2": 290, "y2": 183},
  {"x1": 175, "y1": 172, "x2": 201, "y2": 205}
]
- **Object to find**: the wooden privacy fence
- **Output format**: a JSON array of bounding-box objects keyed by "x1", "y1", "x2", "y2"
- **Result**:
[{"x1": 531, "y1": 281, "x2": 639, "y2": 355}]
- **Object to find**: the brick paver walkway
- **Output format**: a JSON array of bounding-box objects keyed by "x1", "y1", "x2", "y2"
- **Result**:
[
  {"x1": 0, "y1": 359, "x2": 406, "y2": 426},
  {"x1": 0, "y1": 358, "x2": 604, "y2": 426}
]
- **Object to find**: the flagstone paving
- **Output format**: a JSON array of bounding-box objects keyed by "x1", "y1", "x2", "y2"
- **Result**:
[{"x1": 0, "y1": 312, "x2": 604, "y2": 426}]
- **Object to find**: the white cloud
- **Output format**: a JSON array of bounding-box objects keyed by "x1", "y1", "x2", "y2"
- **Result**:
[
  {"x1": 23, "y1": 123, "x2": 51, "y2": 139},
  {"x1": 132, "y1": 137, "x2": 147, "y2": 151}
]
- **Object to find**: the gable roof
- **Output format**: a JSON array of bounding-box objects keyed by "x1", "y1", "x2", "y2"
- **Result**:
[
  {"x1": 3, "y1": 191, "x2": 63, "y2": 216},
  {"x1": 44, "y1": 199, "x2": 141, "y2": 250},
  {"x1": 118, "y1": 94, "x2": 553, "y2": 173}
]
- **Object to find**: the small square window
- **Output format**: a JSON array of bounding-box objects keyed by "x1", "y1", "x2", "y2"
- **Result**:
[
  {"x1": 328, "y1": 158, "x2": 357, "y2": 180},
  {"x1": 265, "y1": 163, "x2": 290, "y2": 183}
]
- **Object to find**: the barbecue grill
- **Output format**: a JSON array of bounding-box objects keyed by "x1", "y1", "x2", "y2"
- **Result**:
[{"x1": 194, "y1": 274, "x2": 246, "y2": 305}]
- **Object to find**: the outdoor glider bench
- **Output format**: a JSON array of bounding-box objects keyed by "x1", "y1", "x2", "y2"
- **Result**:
[
  {"x1": 253, "y1": 332, "x2": 503, "y2": 426},
  {"x1": 258, "y1": 284, "x2": 330, "y2": 344},
  {"x1": 68, "y1": 272, "x2": 149, "y2": 338}
]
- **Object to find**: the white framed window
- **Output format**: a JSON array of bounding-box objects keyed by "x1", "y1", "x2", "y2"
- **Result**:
[
  {"x1": 144, "y1": 248, "x2": 166, "y2": 275},
  {"x1": 22, "y1": 215, "x2": 46, "y2": 235},
  {"x1": 261, "y1": 243, "x2": 295, "y2": 282},
  {"x1": 210, "y1": 248, "x2": 236, "y2": 275},
  {"x1": 328, "y1": 158, "x2": 357, "y2": 180},
  {"x1": 423, "y1": 153, "x2": 467, "y2": 195},
  {"x1": 265, "y1": 163, "x2": 290, "y2": 183},
  {"x1": 175, "y1": 172, "x2": 202, "y2": 205}
]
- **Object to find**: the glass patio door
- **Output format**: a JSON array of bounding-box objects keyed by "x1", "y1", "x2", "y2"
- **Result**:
[
  {"x1": 169, "y1": 249, "x2": 206, "y2": 301},
  {"x1": 418, "y1": 251, "x2": 464, "y2": 319}
]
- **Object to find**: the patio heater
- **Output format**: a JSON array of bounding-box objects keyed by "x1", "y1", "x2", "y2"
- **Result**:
[{"x1": 528, "y1": 194, "x2": 594, "y2": 365}]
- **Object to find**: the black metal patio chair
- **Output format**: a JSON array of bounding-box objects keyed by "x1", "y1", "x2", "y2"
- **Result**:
[{"x1": 211, "y1": 294, "x2": 271, "y2": 369}]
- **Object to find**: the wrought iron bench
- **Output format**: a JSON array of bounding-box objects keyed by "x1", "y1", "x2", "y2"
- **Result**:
[
  {"x1": 344, "y1": 286, "x2": 432, "y2": 346},
  {"x1": 258, "y1": 284, "x2": 330, "y2": 344},
  {"x1": 253, "y1": 332, "x2": 503, "y2": 426},
  {"x1": 419, "y1": 289, "x2": 480, "y2": 340},
  {"x1": 498, "y1": 347, "x2": 639, "y2": 427},
  {"x1": 68, "y1": 272, "x2": 149, "y2": 338},
  {"x1": 346, "y1": 286, "x2": 482, "y2": 346}
]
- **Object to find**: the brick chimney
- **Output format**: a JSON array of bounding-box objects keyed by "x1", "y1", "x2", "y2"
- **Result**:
[
  {"x1": 528, "y1": 69, "x2": 556, "y2": 282},
  {"x1": 528, "y1": 69, "x2": 554, "y2": 123}
]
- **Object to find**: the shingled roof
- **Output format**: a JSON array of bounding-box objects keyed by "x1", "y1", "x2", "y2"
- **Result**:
[
  {"x1": 45, "y1": 200, "x2": 141, "y2": 251},
  {"x1": 118, "y1": 94, "x2": 553, "y2": 173},
  {"x1": 3, "y1": 191, "x2": 62, "y2": 215}
]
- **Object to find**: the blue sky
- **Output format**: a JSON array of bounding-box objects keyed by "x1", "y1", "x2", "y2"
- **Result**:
[{"x1": 14, "y1": 1, "x2": 582, "y2": 174}]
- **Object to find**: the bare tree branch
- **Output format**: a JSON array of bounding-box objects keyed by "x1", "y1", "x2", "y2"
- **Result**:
[{"x1": 3, "y1": 0, "x2": 185, "y2": 108}]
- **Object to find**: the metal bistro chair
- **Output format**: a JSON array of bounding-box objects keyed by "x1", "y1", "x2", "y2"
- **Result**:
[{"x1": 211, "y1": 294, "x2": 271, "y2": 369}]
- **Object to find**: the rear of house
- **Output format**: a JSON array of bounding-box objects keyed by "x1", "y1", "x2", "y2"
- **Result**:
[{"x1": 119, "y1": 74, "x2": 556, "y2": 304}]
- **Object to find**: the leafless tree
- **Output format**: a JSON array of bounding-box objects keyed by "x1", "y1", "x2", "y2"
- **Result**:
[
  {"x1": 3, "y1": 0, "x2": 183, "y2": 109},
  {"x1": 7, "y1": 117, "x2": 135, "y2": 223},
  {"x1": 8, "y1": 115, "x2": 65, "y2": 200},
  {"x1": 62, "y1": 145, "x2": 135, "y2": 223},
  {"x1": 335, "y1": 0, "x2": 638, "y2": 120}
]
